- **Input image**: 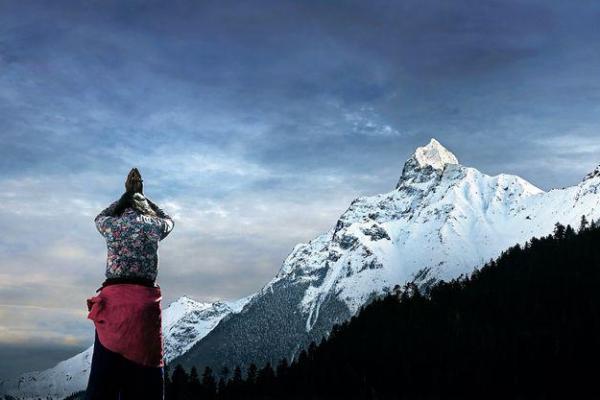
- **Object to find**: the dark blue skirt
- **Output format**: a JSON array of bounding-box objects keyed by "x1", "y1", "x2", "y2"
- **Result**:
[{"x1": 85, "y1": 330, "x2": 164, "y2": 400}]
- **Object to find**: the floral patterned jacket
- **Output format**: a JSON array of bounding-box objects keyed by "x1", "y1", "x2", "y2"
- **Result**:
[{"x1": 95, "y1": 200, "x2": 174, "y2": 282}]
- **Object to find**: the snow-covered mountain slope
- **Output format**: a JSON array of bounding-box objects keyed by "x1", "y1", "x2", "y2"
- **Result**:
[
  {"x1": 174, "y1": 138, "x2": 600, "y2": 372},
  {"x1": 163, "y1": 295, "x2": 251, "y2": 361},
  {"x1": 0, "y1": 295, "x2": 252, "y2": 400}
]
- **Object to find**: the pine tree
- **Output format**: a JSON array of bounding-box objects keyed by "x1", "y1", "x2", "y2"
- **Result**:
[
  {"x1": 217, "y1": 377, "x2": 227, "y2": 398},
  {"x1": 171, "y1": 364, "x2": 189, "y2": 400},
  {"x1": 579, "y1": 214, "x2": 589, "y2": 232},
  {"x1": 275, "y1": 357, "x2": 290, "y2": 397},
  {"x1": 202, "y1": 366, "x2": 217, "y2": 399},
  {"x1": 307, "y1": 341, "x2": 318, "y2": 363},
  {"x1": 257, "y1": 362, "x2": 276, "y2": 397},
  {"x1": 164, "y1": 364, "x2": 173, "y2": 400},
  {"x1": 276, "y1": 358, "x2": 289, "y2": 377},
  {"x1": 232, "y1": 366, "x2": 243, "y2": 384},
  {"x1": 189, "y1": 366, "x2": 201, "y2": 399},
  {"x1": 228, "y1": 366, "x2": 243, "y2": 399},
  {"x1": 565, "y1": 224, "x2": 576, "y2": 239},
  {"x1": 553, "y1": 222, "x2": 566, "y2": 239},
  {"x1": 246, "y1": 363, "x2": 257, "y2": 385},
  {"x1": 220, "y1": 366, "x2": 230, "y2": 381}
]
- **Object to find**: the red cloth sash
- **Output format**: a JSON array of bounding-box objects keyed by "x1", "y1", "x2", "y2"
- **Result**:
[{"x1": 86, "y1": 283, "x2": 164, "y2": 367}]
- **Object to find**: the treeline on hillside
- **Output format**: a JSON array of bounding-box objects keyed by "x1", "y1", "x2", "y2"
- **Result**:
[{"x1": 163, "y1": 217, "x2": 600, "y2": 399}]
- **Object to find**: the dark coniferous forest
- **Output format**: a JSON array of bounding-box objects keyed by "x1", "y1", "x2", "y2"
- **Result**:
[{"x1": 156, "y1": 217, "x2": 600, "y2": 399}]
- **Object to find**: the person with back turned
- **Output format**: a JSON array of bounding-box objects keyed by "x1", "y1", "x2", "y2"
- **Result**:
[{"x1": 85, "y1": 168, "x2": 174, "y2": 400}]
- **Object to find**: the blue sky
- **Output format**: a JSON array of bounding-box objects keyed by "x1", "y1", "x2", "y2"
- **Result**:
[{"x1": 1, "y1": 0, "x2": 599, "y2": 379}]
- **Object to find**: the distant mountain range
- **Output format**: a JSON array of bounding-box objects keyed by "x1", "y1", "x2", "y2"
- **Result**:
[{"x1": 2, "y1": 139, "x2": 599, "y2": 400}]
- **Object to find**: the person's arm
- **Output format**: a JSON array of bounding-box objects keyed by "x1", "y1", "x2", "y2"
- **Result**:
[
  {"x1": 146, "y1": 198, "x2": 175, "y2": 240},
  {"x1": 94, "y1": 200, "x2": 119, "y2": 237}
]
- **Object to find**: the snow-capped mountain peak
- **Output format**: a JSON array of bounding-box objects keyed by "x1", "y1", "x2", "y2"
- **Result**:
[
  {"x1": 396, "y1": 138, "x2": 459, "y2": 187},
  {"x1": 256, "y1": 138, "x2": 594, "y2": 339},
  {"x1": 412, "y1": 138, "x2": 459, "y2": 170}
]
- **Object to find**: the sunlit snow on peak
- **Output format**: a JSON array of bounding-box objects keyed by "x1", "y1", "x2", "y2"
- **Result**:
[{"x1": 413, "y1": 138, "x2": 459, "y2": 171}]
